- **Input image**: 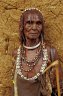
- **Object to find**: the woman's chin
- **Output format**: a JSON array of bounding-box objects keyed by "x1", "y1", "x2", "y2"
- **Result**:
[{"x1": 28, "y1": 34, "x2": 39, "y2": 39}]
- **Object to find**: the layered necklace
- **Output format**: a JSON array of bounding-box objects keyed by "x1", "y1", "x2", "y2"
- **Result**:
[
  {"x1": 14, "y1": 42, "x2": 48, "y2": 96},
  {"x1": 21, "y1": 43, "x2": 42, "y2": 72},
  {"x1": 15, "y1": 42, "x2": 48, "y2": 81}
]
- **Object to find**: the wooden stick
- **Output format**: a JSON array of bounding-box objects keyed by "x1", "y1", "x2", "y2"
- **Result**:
[
  {"x1": 43, "y1": 60, "x2": 61, "y2": 96},
  {"x1": 43, "y1": 60, "x2": 59, "y2": 73},
  {"x1": 55, "y1": 64, "x2": 61, "y2": 96}
]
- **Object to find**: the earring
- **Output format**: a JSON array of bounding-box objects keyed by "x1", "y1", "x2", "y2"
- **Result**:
[
  {"x1": 41, "y1": 34, "x2": 44, "y2": 45},
  {"x1": 22, "y1": 33, "x2": 26, "y2": 44},
  {"x1": 20, "y1": 26, "x2": 23, "y2": 32}
]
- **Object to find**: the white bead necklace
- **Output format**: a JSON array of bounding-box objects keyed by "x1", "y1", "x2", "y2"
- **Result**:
[
  {"x1": 14, "y1": 44, "x2": 48, "y2": 96},
  {"x1": 15, "y1": 43, "x2": 48, "y2": 81}
]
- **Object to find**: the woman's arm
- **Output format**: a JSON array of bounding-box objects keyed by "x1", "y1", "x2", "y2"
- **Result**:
[{"x1": 50, "y1": 47, "x2": 63, "y2": 95}]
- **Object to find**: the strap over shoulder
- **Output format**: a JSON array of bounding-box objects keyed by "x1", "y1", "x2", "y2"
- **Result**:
[{"x1": 50, "y1": 47, "x2": 56, "y2": 62}]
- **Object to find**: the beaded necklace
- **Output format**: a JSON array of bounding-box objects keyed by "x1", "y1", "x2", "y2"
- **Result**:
[
  {"x1": 20, "y1": 44, "x2": 42, "y2": 72},
  {"x1": 14, "y1": 43, "x2": 48, "y2": 96},
  {"x1": 16, "y1": 43, "x2": 48, "y2": 80}
]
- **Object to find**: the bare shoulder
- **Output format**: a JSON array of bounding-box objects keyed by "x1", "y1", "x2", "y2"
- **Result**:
[
  {"x1": 41, "y1": 42, "x2": 58, "y2": 61},
  {"x1": 12, "y1": 45, "x2": 21, "y2": 59}
]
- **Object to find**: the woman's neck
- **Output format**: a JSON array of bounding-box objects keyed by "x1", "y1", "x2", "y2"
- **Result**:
[{"x1": 25, "y1": 38, "x2": 40, "y2": 47}]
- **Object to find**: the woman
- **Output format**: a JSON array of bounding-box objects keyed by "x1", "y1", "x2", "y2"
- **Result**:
[{"x1": 13, "y1": 8, "x2": 63, "y2": 96}]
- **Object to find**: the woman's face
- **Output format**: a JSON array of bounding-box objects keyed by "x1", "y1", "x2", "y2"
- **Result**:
[{"x1": 23, "y1": 13, "x2": 43, "y2": 40}]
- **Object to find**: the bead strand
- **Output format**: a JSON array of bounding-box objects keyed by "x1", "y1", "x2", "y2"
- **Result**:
[{"x1": 16, "y1": 43, "x2": 48, "y2": 81}]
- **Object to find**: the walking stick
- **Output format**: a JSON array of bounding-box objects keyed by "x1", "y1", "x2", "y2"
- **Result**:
[
  {"x1": 44, "y1": 60, "x2": 61, "y2": 96},
  {"x1": 55, "y1": 62, "x2": 61, "y2": 96}
]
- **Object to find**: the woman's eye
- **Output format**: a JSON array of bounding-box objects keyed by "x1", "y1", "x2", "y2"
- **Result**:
[
  {"x1": 26, "y1": 21, "x2": 42, "y2": 25},
  {"x1": 26, "y1": 21, "x2": 34, "y2": 24},
  {"x1": 36, "y1": 21, "x2": 42, "y2": 25}
]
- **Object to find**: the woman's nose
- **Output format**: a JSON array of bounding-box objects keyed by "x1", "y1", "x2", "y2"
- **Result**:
[{"x1": 32, "y1": 23, "x2": 37, "y2": 30}]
